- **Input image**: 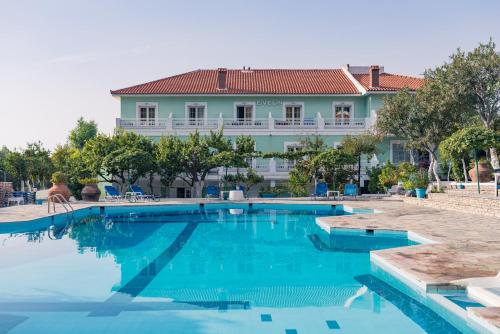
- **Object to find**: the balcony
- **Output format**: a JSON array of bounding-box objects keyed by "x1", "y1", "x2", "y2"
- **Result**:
[{"x1": 116, "y1": 115, "x2": 368, "y2": 133}]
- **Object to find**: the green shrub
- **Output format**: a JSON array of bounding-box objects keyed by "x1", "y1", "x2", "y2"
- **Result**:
[
  {"x1": 79, "y1": 177, "x2": 99, "y2": 185},
  {"x1": 51, "y1": 171, "x2": 68, "y2": 184},
  {"x1": 407, "y1": 170, "x2": 429, "y2": 189},
  {"x1": 378, "y1": 162, "x2": 399, "y2": 190},
  {"x1": 367, "y1": 167, "x2": 383, "y2": 194}
]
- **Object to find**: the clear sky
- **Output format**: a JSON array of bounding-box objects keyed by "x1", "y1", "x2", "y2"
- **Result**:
[{"x1": 0, "y1": 0, "x2": 498, "y2": 149}]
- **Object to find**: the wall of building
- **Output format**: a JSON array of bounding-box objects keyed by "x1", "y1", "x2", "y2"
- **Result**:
[{"x1": 120, "y1": 95, "x2": 369, "y2": 120}]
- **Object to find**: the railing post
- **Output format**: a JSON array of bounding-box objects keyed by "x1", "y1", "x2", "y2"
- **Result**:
[
  {"x1": 317, "y1": 112, "x2": 324, "y2": 130},
  {"x1": 167, "y1": 113, "x2": 173, "y2": 131},
  {"x1": 268, "y1": 112, "x2": 274, "y2": 131},
  {"x1": 269, "y1": 158, "x2": 277, "y2": 174},
  {"x1": 218, "y1": 113, "x2": 224, "y2": 130}
]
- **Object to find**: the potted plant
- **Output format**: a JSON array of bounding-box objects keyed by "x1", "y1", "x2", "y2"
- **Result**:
[
  {"x1": 79, "y1": 178, "x2": 101, "y2": 202},
  {"x1": 408, "y1": 170, "x2": 429, "y2": 199},
  {"x1": 468, "y1": 158, "x2": 493, "y2": 183},
  {"x1": 48, "y1": 171, "x2": 71, "y2": 202}
]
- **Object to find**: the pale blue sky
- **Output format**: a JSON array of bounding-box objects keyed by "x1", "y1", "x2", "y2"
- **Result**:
[{"x1": 0, "y1": 0, "x2": 498, "y2": 149}]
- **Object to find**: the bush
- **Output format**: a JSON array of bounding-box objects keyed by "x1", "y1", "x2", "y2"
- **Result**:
[
  {"x1": 407, "y1": 170, "x2": 429, "y2": 189},
  {"x1": 79, "y1": 178, "x2": 99, "y2": 185},
  {"x1": 51, "y1": 171, "x2": 68, "y2": 184},
  {"x1": 367, "y1": 166, "x2": 383, "y2": 193},
  {"x1": 378, "y1": 162, "x2": 399, "y2": 190}
]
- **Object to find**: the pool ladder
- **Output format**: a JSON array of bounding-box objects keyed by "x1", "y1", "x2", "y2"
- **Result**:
[{"x1": 47, "y1": 194, "x2": 74, "y2": 214}]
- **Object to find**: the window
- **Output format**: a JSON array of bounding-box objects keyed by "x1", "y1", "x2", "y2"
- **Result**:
[
  {"x1": 187, "y1": 104, "x2": 206, "y2": 126},
  {"x1": 391, "y1": 142, "x2": 411, "y2": 165},
  {"x1": 137, "y1": 103, "x2": 157, "y2": 126},
  {"x1": 334, "y1": 103, "x2": 352, "y2": 125},
  {"x1": 236, "y1": 104, "x2": 253, "y2": 122},
  {"x1": 285, "y1": 104, "x2": 302, "y2": 125}
]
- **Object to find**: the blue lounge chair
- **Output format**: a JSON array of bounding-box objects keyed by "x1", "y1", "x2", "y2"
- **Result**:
[
  {"x1": 130, "y1": 185, "x2": 158, "y2": 201},
  {"x1": 205, "y1": 185, "x2": 219, "y2": 198},
  {"x1": 104, "y1": 185, "x2": 124, "y2": 201},
  {"x1": 311, "y1": 182, "x2": 328, "y2": 199},
  {"x1": 343, "y1": 184, "x2": 358, "y2": 200}
]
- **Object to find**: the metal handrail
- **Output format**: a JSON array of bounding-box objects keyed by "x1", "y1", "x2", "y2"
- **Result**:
[{"x1": 47, "y1": 194, "x2": 74, "y2": 214}]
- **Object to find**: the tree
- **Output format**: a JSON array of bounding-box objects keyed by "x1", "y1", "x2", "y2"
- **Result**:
[
  {"x1": 439, "y1": 125, "x2": 499, "y2": 188},
  {"x1": 376, "y1": 88, "x2": 465, "y2": 188},
  {"x1": 312, "y1": 148, "x2": 357, "y2": 191},
  {"x1": 177, "y1": 130, "x2": 232, "y2": 197},
  {"x1": 82, "y1": 131, "x2": 155, "y2": 191},
  {"x1": 52, "y1": 144, "x2": 93, "y2": 199},
  {"x1": 340, "y1": 133, "x2": 380, "y2": 190},
  {"x1": 23, "y1": 141, "x2": 53, "y2": 189},
  {"x1": 428, "y1": 39, "x2": 500, "y2": 168},
  {"x1": 156, "y1": 136, "x2": 184, "y2": 195},
  {"x1": 4, "y1": 151, "x2": 27, "y2": 190},
  {"x1": 69, "y1": 117, "x2": 98, "y2": 149}
]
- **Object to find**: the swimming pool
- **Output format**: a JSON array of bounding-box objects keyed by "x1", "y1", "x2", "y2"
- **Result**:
[{"x1": 0, "y1": 203, "x2": 481, "y2": 333}]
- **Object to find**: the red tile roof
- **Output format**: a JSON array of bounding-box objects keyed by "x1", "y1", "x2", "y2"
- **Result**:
[
  {"x1": 353, "y1": 73, "x2": 423, "y2": 92},
  {"x1": 111, "y1": 69, "x2": 360, "y2": 95},
  {"x1": 111, "y1": 68, "x2": 423, "y2": 95}
]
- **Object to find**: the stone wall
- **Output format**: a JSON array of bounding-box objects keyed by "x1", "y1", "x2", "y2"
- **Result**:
[{"x1": 404, "y1": 192, "x2": 500, "y2": 218}]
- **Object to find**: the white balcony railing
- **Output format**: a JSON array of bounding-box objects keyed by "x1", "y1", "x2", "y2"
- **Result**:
[
  {"x1": 118, "y1": 119, "x2": 169, "y2": 129},
  {"x1": 223, "y1": 119, "x2": 269, "y2": 129},
  {"x1": 117, "y1": 115, "x2": 368, "y2": 131},
  {"x1": 172, "y1": 118, "x2": 219, "y2": 129},
  {"x1": 275, "y1": 159, "x2": 294, "y2": 172},
  {"x1": 274, "y1": 119, "x2": 317, "y2": 129},
  {"x1": 324, "y1": 118, "x2": 365, "y2": 128}
]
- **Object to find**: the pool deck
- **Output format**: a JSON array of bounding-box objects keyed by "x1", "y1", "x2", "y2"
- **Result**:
[{"x1": 1, "y1": 198, "x2": 500, "y2": 331}]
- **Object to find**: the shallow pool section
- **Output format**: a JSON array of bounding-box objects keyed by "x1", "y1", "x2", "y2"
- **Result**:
[{"x1": 0, "y1": 203, "x2": 480, "y2": 333}]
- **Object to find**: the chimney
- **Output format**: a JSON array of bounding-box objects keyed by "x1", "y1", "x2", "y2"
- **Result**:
[
  {"x1": 369, "y1": 65, "x2": 380, "y2": 88},
  {"x1": 217, "y1": 68, "x2": 227, "y2": 90}
]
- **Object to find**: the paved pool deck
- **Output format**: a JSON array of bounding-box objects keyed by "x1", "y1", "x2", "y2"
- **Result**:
[{"x1": 1, "y1": 197, "x2": 499, "y2": 330}]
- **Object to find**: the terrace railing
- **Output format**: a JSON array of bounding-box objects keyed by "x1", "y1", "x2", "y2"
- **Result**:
[
  {"x1": 117, "y1": 116, "x2": 369, "y2": 131},
  {"x1": 172, "y1": 118, "x2": 219, "y2": 129},
  {"x1": 324, "y1": 118, "x2": 365, "y2": 128}
]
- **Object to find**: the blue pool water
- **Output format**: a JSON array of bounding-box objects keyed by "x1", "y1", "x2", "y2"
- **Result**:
[{"x1": 0, "y1": 204, "x2": 480, "y2": 333}]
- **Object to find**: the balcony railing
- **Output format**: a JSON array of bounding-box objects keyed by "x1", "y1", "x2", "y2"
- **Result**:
[
  {"x1": 172, "y1": 118, "x2": 219, "y2": 129},
  {"x1": 117, "y1": 116, "x2": 368, "y2": 131},
  {"x1": 118, "y1": 119, "x2": 169, "y2": 128},
  {"x1": 223, "y1": 119, "x2": 269, "y2": 129},
  {"x1": 324, "y1": 118, "x2": 365, "y2": 128},
  {"x1": 274, "y1": 119, "x2": 317, "y2": 129}
]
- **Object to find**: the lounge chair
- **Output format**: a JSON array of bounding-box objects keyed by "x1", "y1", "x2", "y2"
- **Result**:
[
  {"x1": 205, "y1": 185, "x2": 219, "y2": 198},
  {"x1": 311, "y1": 182, "x2": 328, "y2": 199},
  {"x1": 130, "y1": 185, "x2": 158, "y2": 201},
  {"x1": 343, "y1": 184, "x2": 358, "y2": 200},
  {"x1": 104, "y1": 185, "x2": 125, "y2": 201}
]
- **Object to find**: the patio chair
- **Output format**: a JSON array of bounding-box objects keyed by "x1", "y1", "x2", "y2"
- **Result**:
[
  {"x1": 205, "y1": 185, "x2": 219, "y2": 198},
  {"x1": 343, "y1": 184, "x2": 358, "y2": 200},
  {"x1": 130, "y1": 185, "x2": 158, "y2": 201},
  {"x1": 311, "y1": 182, "x2": 328, "y2": 199},
  {"x1": 104, "y1": 185, "x2": 125, "y2": 201}
]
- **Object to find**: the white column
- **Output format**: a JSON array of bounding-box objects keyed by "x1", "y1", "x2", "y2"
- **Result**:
[
  {"x1": 115, "y1": 118, "x2": 121, "y2": 129},
  {"x1": 317, "y1": 112, "x2": 324, "y2": 130},
  {"x1": 218, "y1": 112, "x2": 224, "y2": 130},
  {"x1": 167, "y1": 112, "x2": 173, "y2": 131},
  {"x1": 269, "y1": 158, "x2": 277, "y2": 174},
  {"x1": 268, "y1": 112, "x2": 275, "y2": 131}
]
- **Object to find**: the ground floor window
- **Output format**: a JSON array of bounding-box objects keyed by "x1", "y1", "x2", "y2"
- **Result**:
[{"x1": 391, "y1": 141, "x2": 411, "y2": 165}]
